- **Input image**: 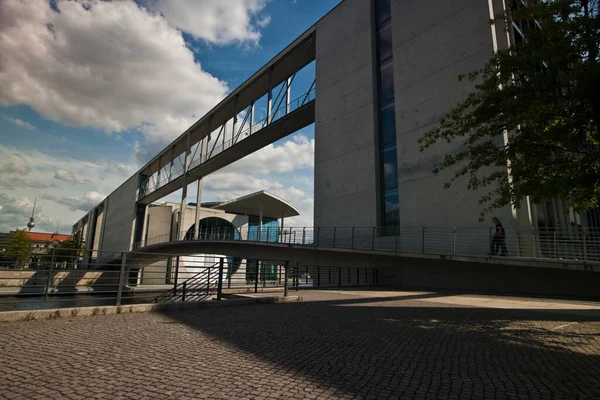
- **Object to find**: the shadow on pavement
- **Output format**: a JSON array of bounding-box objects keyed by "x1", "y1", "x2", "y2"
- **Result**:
[{"x1": 160, "y1": 290, "x2": 600, "y2": 398}]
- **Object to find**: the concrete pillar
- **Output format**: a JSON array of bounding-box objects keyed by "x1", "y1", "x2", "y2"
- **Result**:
[
  {"x1": 232, "y1": 96, "x2": 238, "y2": 142},
  {"x1": 267, "y1": 69, "x2": 273, "y2": 124},
  {"x1": 249, "y1": 102, "x2": 255, "y2": 134},
  {"x1": 259, "y1": 199, "x2": 263, "y2": 242},
  {"x1": 194, "y1": 179, "x2": 204, "y2": 240},
  {"x1": 156, "y1": 155, "x2": 162, "y2": 188},
  {"x1": 286, "y1": 77, "x2": 292, "y2": 114},
  {"x1": 178, "y1": 132, "x2": 191, "y2": 240}
]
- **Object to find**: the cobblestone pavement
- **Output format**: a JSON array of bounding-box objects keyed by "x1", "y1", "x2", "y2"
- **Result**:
[{"x1": 1, "y1": 290, "x2": 600, "y2": 400}]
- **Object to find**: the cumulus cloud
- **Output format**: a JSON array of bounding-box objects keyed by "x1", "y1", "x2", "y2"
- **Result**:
[
  {"x1": 223, "y1": 134, "x2": 314, "y2": 175},
  {"x1": 41, "y1": 191, "x2": 106, "y2": 213},
  {"x1": 146, "y1": 0, "x2": 271, "y2": 45},
  {"x1": 4, "y1": 115, "x2": 35, "y2": 130},
  {"x1": 0, "y1": 0, "x2": 229, "y2": 152},
  {"x1": 0, "y1": 154, "x2": 32, "y2": 175},
  {"x1": 54, "y1": 169, "x2": 79, "y2": 183},
  {"x1": 0, "y1": 194, "x2": 55, "y2": 232},
  {"x1": 0, "y1": 176, "x2": 54, "y2": 190}
]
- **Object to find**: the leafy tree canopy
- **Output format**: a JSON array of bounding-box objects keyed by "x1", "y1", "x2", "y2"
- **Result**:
[
  {"x1": 5, "y1": 230, "x2": 32, "y2": 262},
  {"x1": 418, "y1": 0, "x2": 600, "y2": 219},
  {"x1": 54, "y1": 230, "x2": 86, "y2": 263}
]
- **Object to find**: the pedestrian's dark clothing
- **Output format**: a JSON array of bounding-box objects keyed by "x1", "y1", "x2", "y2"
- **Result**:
[{"x1": 490, "y1": 223, "x2": 509, "y2": 256}]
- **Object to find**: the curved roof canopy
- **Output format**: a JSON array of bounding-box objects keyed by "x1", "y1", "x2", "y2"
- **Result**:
[{"x1": 210, "y1": 191, "x2": 300, "y2": 219}]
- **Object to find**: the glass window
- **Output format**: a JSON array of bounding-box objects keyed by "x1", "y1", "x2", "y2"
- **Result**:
[
  {"x1": 377, "y1": 22, "x2": 393, "y2": 62},
  {"x1": 381, "y1": 144, "x2": 398, "y2": 189},
  {"x1": 380, "y1": 101, "x2": 396, "y2": 144},
  {"x1": 382, "y1": 190, "x2": 400, "y2": 227},
  {"x1": 378, "y1": 60, "x2": 395, "y2": 102},
  {"x1": 376, "y1": 0, "x2": 391, "y2": 24}
]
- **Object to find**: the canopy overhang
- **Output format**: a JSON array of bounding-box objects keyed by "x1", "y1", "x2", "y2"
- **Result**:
[{"x1": 210, "y1": 191, "x2": 300, "y2": 219}]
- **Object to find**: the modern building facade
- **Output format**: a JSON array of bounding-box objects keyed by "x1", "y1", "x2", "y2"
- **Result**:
[{"x1": 73, "y1": 0, "x2": 599, "y2": 260}]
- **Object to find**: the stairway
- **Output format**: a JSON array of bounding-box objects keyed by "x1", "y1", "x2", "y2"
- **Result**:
[{"x1": 153, "y1": 263, "x2": 221, "y2": 304}]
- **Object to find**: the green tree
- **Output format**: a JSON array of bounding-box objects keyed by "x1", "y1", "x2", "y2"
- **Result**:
[
  {"x1": 418, "y1": 0, "x2": 600, "y2": 219},
  {"x1": 5, "y1": 230, "x2": 32, "y2": 267},
  {"x1": 54, "y1": 230, "x2": 86, "y2": 264}
]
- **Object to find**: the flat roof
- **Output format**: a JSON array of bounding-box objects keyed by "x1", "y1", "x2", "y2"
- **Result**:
[{"x1": 211, "y1": 191, "x2": 300, "y2": 219}]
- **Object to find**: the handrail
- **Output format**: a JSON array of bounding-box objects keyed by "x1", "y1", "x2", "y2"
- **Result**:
[
  {"x1": 139, "y1": 87, "x2": 316, "y2": 199},
  {"x1": 135, "y1": 225, "x2": 600, "y2": 264}
]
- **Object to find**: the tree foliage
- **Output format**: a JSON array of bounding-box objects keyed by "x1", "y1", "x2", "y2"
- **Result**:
[
  {"x1": 54, "y1": 230, "x2": 86, "y2": 263},
  {"x1": 5, "y1": 230, "x2": 32, "y2": 263},
  {"x1": 418, "y1": 0, "x2": 600, "y2": 219}
]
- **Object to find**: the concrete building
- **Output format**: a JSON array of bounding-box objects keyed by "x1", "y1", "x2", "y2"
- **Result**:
[{"x1": 73, "y1": 0, "x2": 598, "y2": 260}]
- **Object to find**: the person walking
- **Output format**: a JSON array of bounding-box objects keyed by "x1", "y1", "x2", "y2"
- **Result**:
[{"x1": 490, "y1": 217, "x2": 510, "y2": 256}]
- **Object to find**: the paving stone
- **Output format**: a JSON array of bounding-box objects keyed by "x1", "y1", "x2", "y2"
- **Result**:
[{"x1": 1, "y1": 290, "x2": 599, "y2": 399}]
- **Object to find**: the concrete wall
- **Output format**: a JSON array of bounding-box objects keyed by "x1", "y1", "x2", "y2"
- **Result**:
[
  {"x1": 313, "y1": 0, "x2": 520, "y2": 231},
  {"x1": 392, "y1": 0, "x2": 514, "y2": 228},
  {"x1": 100, "y1": 175, "x2": 138, "y2": 257},
  {"x1": 378, "y1": 258, "x2": 600, "y2": 299},
  {"x1": 314, "y1": 0, "x2": 378, "y2": 227},
  {"x1": 147, "y1": 206, "x2": 173, "y2": 244}
]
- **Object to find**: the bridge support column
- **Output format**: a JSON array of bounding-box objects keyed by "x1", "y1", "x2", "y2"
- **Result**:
[
  {"x1": 267, "y1": 69, "x2": 273, "y2": 124},
  {"x1": 286, "y1": 77, "x2": 291, "y2": 114},
  {"x1": 194, "y1": 178, "x2": 204, "y2": 240},
  {"x1": 178, "y1": 132, "x2": 191, "y2": 240}
]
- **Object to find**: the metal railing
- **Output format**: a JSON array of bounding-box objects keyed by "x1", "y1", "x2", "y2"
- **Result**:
[
  {"x1": 134, "y1": 225, "x2": 600, "y2": 264},
  {"x1": 0, "y1": 246, "x2": 376, "y2": 312},
  {"x1": 140, "y1": 87, "x2": 316, "y2": 198}
]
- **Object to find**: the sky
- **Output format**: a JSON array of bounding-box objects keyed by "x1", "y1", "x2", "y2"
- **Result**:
[{"x1": 0, "y1": 0, "x2": 342, "y2": 234}]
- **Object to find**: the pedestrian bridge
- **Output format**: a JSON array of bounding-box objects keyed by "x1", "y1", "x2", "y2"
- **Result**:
[{"x1": 121, "y1": 226, "x2": 600, "y2": 299}]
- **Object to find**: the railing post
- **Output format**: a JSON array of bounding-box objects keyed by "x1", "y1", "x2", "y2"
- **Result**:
[
  {"x1": 227, "y1": 260, "x2": 232, "y2": 289},
  {"x1": 452, "y1": 227, "x2": 456, "y2": 255},
  {"x1": 266, "y1": 227, "x2": 270, "y2": 243},
  {"x1": 182, "y1": 282, "x2": 186, "y2": 302},
  {"x1": 317, "y1": 266, "x2": 320, "y2": 288},
  {"x1": 44, "y1": 249, "x2": 56, "y2": 302},
  {"x1": 254, "y1": 262, "x2": 259, "y2": 293},
  {"x1": 372, "y1": 227, "x2": 376, "y2": 250},
  {"x1": 338, "y1": 267, "x2": 342, "y2": 287},
  {"x1": 217, "y1": 257, "x2": 224, "y2": 300},
  {"x1": 553, "y1": 231, "x2": 558, "y2": 259},
  {"x1": 421, "y1": 227, "x2": 426, "y2": 253},
  {"x1": 284, "y1": 261, "x2": 289, "y2": 297},
  {"x1": 173, "y1": 257, "x2": 180, "y2": 295},
  {"x1": 356, "y1": 267, "x2": 359, "y2": 286},
  {"x1": 395, "y1": 227, "x2": 399, "y2": 254},
  {"x1": 583, "y1": 227, "x2": 588, "y2": 262},
  {"x1": 116, "y1": 253, "x2": 127, "y2": 306},
  {"x1": 207, "y1": 268, "x2": 211, "y2": 295},
  {"x1": 333, "y1": 227, "x2": 337, "y2": 248},
  {"x1": 532, "y1": 227, "x2": 536, "y2": 259},
  {"x1": 316, "y1": 227, "x2": 320, "y2": 247},
  {"x1": 295, "y1": 262, "x2": 300, "y2": 291},
  {"x1": 302, "y1": 227, "x2": 306, "y2": 245},
  {"x1": 351, "y1": 227, "x2": 355, "y2": 249},
  {"x1": 488, "y1": 227, "x2": 493, "y2": 256}
]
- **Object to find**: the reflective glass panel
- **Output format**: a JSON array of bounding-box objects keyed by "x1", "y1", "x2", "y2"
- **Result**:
[
  {"x1": 377, "y1": 0, "x2": 391, "y2": 24},
  {"x1": 383, "y1": 190, "x2": 400, "y2": 227},
  {"x1": 377, "y1": 22, "x2": 392, "y2": 62},
  {"x1": 379, "y1": 60, "x2": 394, "y2": 102},
  {"x1": 380, "y1": 101, "x2": 396, "y2": 144},
  {"x1": 381, "y1": 144, "x2": 398, "y2": 189}
]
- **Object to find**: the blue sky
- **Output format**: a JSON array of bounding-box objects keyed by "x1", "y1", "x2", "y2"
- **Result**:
[{"x1": 0, "y1": 0, "x2": 342, "y2": 233}]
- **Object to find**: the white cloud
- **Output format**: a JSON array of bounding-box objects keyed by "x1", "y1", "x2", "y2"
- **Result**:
[
  {"x1": 41, "y1": 191, "x2": 105, "y2": 213},
  {"x1": 0, "y1": 145, "x2": 135, "y2": 233},
  {"x1": 4, "y1": 115, "x2": 35, "y2": 130},
  {"x1": 54, "y1": 169, "x2": 79, "y2": 183},
  {"x1": 223, "y1": 134, "x2": 314, "y2": 175},
  {"x1": 146, "y1": 0, "x2": 271, "y2": 45},
  {"x1": 0, "y1": 194, "x2": 55, "y2": 233},
  {"x1": 0, "y1": 154, "x2": 32, "y2": 175},
  {"x1": 0, "y1": 0, "x2": 229, "y2": 152}
]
